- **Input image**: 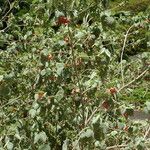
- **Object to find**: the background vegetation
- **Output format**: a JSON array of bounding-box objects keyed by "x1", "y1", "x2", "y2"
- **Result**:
[{"x1": 0, "y1": 0, "x2": 150, "y2": 149}]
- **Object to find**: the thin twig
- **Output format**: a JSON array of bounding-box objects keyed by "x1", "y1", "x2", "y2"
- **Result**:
[
  {"x1": 106, "y1": 144, "x2": 127, "y2": 150},
  {"x1": 67, "y1": 26, "x2": 85, "y2": 124},
  {"x1": 82, "y1": 86, "x2": 95, "y2": 95},
  {"x1": 0, "y1": 96, "x2": 21, "y2": 109},
  {"x1": 118, "y1": 67, "x2": 149, "y2": 92},
  {"x1": 78, "y1": 3, "x2": 95, "y2": 16},
  {"x1": 120, "y1": 24, "x2": 135, "y2": 86},
  {"x1": 109, "y1": 1, "x2": 126, "y2": 11},
  {"x1": 84, "y1": 107, "x2": 89, "y2": 125},
  {"x1": 3, "y1": 140, "x2": 9, "y2": 148},
  {"x1": 72, "y1": 127, "x2": 89, "y2": 150},
  {"x1": 7, "y1": 0, "x2": 11, "y2": 7},
  {"x1": 84, "y1": 103, "x2": 101, "y2": 126},
  {"x1": 72, "y1": 103, "x2": 101, "y2": 149},
  {"x1": 0, "y1": 24, "x2": 11, "y2": 32},
  {"x1": 144, "y1": 125, "x2": 150, "y2": 139},
  {"x1": 0, "y1": 0, "x2": 16, "y2": 22}
]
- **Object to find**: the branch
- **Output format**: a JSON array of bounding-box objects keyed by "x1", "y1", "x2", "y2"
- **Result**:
[
  {"x1": 120, "y1": 24, "x2": 135, "y2": 86},
  {"x1": 0, "y1": 96, "x2": 21, "y2": 109},
  {"x1": 78, "y1": 3, "x2": 95, "y2": 16},
  {"x1": 106, "y1": 144, "x2": 127, "y2": 150},
  {"x1": 67, "y1": 26, "x2": 85, "y2": 124},
  {"x1": 0, "y1": 0, "x2": 16, "y2": 22},
  {"x1": 118, "y1": 67, "x2": 149, "y2": 92},
  {"x1": 0, "y1": 24, "x2": 11, "y2": 32},
  {"x1": 84, "y1": 103, "x2": 101, "y2": 126},
  {"x1": 144, "y1": 125, "x2": 150, "y2": 139},
  {"x1": 72, "y1": 103, "x2": 101, "y2": 150}
]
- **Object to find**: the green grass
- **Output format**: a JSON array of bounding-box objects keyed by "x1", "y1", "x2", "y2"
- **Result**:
[{"x1": 110, "y1": 0, "x2": 150, "y2": 13}]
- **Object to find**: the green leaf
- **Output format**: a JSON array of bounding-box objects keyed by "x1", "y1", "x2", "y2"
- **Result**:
[
  {"x1": 34, "y1": 132, "x2": 40, "y2": 144},
  {"x1": 55, "y1": 10, "x2": 64, "y2": 17},
  {"x1": 146, "y1": 101, "x2": 150, "y2": 110},
  {"x1": 0, "y1": 75, "x2": 3, "y2": 81},
  {"x1": 90, "y1": 71, "x2": 97, "y2": 79},
  {"x1": 39, "y1": 131, "x2": 48, "y2": 142},
  {"x1": 29, "y1": 109, "x2": 37, "y2": 118},
  {"x1": 14, "y1": 133, "x2": 21, "y2": 140},
  {"x1": 72, "y1": 140, "x2": 80, "y2": 150},
  {"x1": 55, "y1": 88, "x2": 64, "y2": 101},
  {"x1": 5, "y1": 72, "x2": 15, "y2": 80},
  {"x1": 105, "y1": 16, "x2": 115, "y2": 24},
  {"x1": 0, "y1": 83, "x2": 10, "y2": 96},
  {"x1": 34, "y1": 27, "x2": 44, "y2": 35},
  {"x1": 80, "y1": 129, "x2": 94, "y2": 140},
  {"x1": 74, "y1": 31, "x2": 85, "y2": 39},
  {"x1": 58, "y1": 40, "x2": 66, "y2": 46},
  {"x1": 38, "y1": 144, "x2": 51, "y2": 150},
  {"x1": 6, "y1": 142, "x2": 13, "y2": 150},
  {"x1": 144, "y1": 101, "x2": 150, "y2": 113},
  {"x1": 33, "y1": 102, "x2": 39, "y2": 110},
  {"x1": 79, "y1": 52, "x2": 89, "y2": 60},
  {"x1": 100, "y1": 47, "x2": 111, "y2": 57},
  {"x1": 34, "y1": 93, "x2": 39, "y2": 101},
  {"x1": 92, "y1": 114, "x2": 100, "y2": 124},
  {"x1": 62, "y1": 139, "x2": 69, "y2": 150},
  {"x1": 56, "y1": 63, "x2": 64, "y2": 75},
  {"x1": 41, "y1": 69, "x2": 46, "y2": 76},
  {"x1": 110, "y1": 130, "x2": 118, "y2": 136},
  {"x1": 94, "y1": 141, "x2": 101, "y2": 148},
  {"x1": 34, "y1": 131, "x2": 47, "y2": 144}
]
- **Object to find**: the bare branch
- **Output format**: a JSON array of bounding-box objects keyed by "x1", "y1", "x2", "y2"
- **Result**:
[
  {"x1": 0, "y1": 0, "x2": 16, "y2": 22},
  {"x1": 118, "y1": 67, "x2": 149, "y2": 92},
  {"x1": 106, "y1": 144, "x2": 127, "y2": 150},
  {"x1": 144, "y1": 125, "x2": 150, "y2": 139},
  {"x1": 120, "y1": 24, "x2": 135, "y2": 86}
]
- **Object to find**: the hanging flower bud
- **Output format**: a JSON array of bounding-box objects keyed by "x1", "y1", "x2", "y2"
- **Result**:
[{"x1": 57, "y1": 16, "x2": 70, "y2": 25}]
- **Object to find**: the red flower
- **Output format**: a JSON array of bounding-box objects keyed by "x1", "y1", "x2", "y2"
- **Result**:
[
  {"x1": 64, "y1": 36, "x2": 69, "y2": 43},
  {"x1": 123, "y1": 112, "x2": 128, "y2": 119},
  {"x1": 47, "y1": 54, "x2": 53, "y2": 61},
  {"x1": 57, "y1": 16, "x2": 70, "y2": 25},
  {"x1": 106, "y1": 87, "x2": 117, "y2": 95},
  {"x1": 123, "y1": 126, "x2": 129, "y2": 132},
  {"x1": 102, "y1": 100, "x2": 110, "y2": 109},
  {"x1": 114, "y1": 125, "x2": 118, "y2": 129},
  {"x1": 110, "y1": 87, "x2": 117, "y2": 94}
]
